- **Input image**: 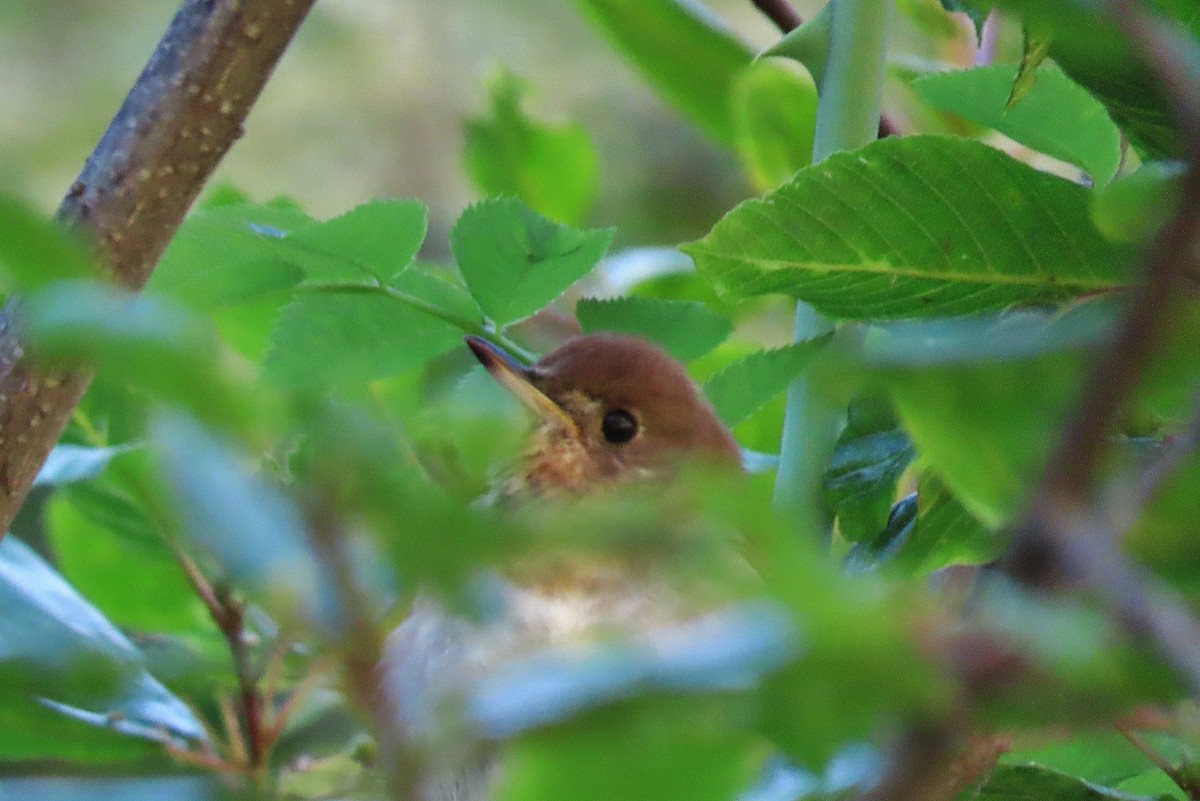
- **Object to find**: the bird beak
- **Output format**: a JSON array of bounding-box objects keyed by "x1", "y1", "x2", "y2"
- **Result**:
[{"x1": 465, "y1": 336, "x2": 578, "y2": 433}]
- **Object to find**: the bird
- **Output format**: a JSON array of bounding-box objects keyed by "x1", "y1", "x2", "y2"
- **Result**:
[{"x1": 381, "y1": 332, "x2": 742, "y2": 801}]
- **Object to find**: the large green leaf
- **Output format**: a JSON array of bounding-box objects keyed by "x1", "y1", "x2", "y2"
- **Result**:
[
  {"x1": 576, "y1": 296, "x2": 732, "y2": 362},
  {"x1": 572, "y1": 0, "x2": 751, "y2": 146},
  {"x1": 464, "y1": 71, "x2": 599, "y2": 225},
  {"x1": 148, "y1": 203, "x2": 310, "y2": 309},
  {"x1": 0, "y1": 537, "x2": 206, "y2": 753},
  {"x1": 451, "y1": 198, "x2": 613, "y2": 326},
  {"x1": 47, "y1": 484, "x2": 209, "y2": 634},
  {"x1": 262, "y1": 289, "x2": 463, "y2": 387},
  {"x1": 972, "y1": 764, "x2": 1176, "y2": 801},
  {"x1": 280, "y1": 199, "x2": 428, "y2": 283},
  {"x1": 870, "y1": 306, "x2": 1112, "y2": 525},
  {"x1": 684, "y1": 135, "x2": 1132, "y2": 319},
  {"x1": 703, "y1": 337, "x2": 829, "y2": 428},
  {"x1": 912, "y1": 64, "x2": 1122, "y2": 185}
]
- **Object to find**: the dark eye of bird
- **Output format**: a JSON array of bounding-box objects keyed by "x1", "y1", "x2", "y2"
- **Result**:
[{"x1": 601, "y1": 409, "x2": 638, "y2": 444}]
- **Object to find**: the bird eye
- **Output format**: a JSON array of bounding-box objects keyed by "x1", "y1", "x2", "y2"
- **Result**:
[{"x1": 601, "y1": 409, "x2": 638, "y2": 444}]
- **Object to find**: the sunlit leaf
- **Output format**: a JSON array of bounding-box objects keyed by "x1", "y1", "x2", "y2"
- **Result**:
[
  {"x1": 913, "y1": 64, "x2": 1121, "y2": 185},
  {"x1": 277, "y1": 199, "x2": 427, "y2": 283},
  {"x1": 732, "y1": 60, "x2": 817, "y2": 191},
  {"x1": 684, "y1": 136, "x2": 1132, "y2": 318},
  {"x1": 451, "y1": 198, "x2": 613, "y2": 326},
  {"x1": 263, "y1": 290, "x2": 463, "y2": 387}
]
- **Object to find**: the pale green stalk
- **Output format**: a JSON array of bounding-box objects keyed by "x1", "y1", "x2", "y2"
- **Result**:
[{"x1": 773, "y1": 0, "x2": 894, "y2": 522}]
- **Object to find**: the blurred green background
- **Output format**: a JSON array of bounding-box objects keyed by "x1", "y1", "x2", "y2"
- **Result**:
[{"x1": 0, "y1": 0, "x2": 840, "y2": 253}]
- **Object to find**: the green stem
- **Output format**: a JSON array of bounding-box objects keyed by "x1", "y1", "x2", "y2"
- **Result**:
[
  {"x1": 296, "y1": 281, "x2": 538, "y2": 363},
  {"x1": 773, "y1": 0, "x2": 894, "y2": 521}
]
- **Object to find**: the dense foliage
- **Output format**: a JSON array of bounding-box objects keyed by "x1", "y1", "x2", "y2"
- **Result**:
[{"x1": 2, "y1": 1, "x2": 1200, "y2": 800}]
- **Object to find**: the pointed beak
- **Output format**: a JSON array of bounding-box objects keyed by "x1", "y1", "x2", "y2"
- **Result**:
[{"x1": 465, "y1": 336, "x2": 577, "y2": 433}]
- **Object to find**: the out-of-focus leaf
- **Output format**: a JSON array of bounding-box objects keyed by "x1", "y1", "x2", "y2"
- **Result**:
[
  {"x1": 468, "y1": 602, "x2": 798, "y2": 737},
  {"x1": 0, "y1": 537, "x2": 206, "y2": 746},
  {"x1": 279, "y1": 199, "x2": 427, "y2": 283},
  {"x1": 868, "y1": 307, "x2": 1109, "y2": 524},
  {"x1": 1002, "y1": 730, "x2": 1184, "y2": 787},
  {"x1": 20, "y1": 281, "x2": 250, "y2": 428},
  {"x1": 262, "y1": 290, "x2": 463, "y2": 387},
  {"x1": 0, "y1": 777, "x2": 227, "y2": 801},
  {"x1": 0, "y1": 193, "x2": 91, "y2": 290},
  {"x1": 972, "y1": 763, "x2": 1176, "y2": 800},
  {"x1": 497, "y1": 695, "x2": 759, "y2": 801},
  {"x1": 912, "y1": 64, "x2": 1121, "y2": 185},
  {"x1": 684, "y1": 136, "x2": 1132, "y2": 317},
  {"x1": 732, "y1": 60, "x2": 817, "y2": 191},
  {"x1": 46, "y1": 484, "x2": 209, "y2": 633},
  {"x1": 703, "y1": 336, "x2": 829, "y2": 428},
  {"x1": 1129, "y1": 451, "x2": 1200, "y2": 593},
  {"x1": 1091, "y1": 161, "x2": 1186, "y2": 243},
  {"x1": 151, "y1": 413, "x2": 320, "y2": 617},
  {"x1": 823, "y1": 393, "x2": 915, "y2": 543},
  {"x1": 148, "y1": 203, "x2": 310, "y2": 309},
  {"x1": 451, "y1": 198, "x2": 613, "y2": 326},
  {"x1": 576, "y1": 296, "x2": 732, "y2": 362},
  {"x1": 33, "y1": 443, "x2": 135, "y2": 488},
  {"x1": 465, "y1": 71, "x2": 599, "y2": 225},
  {"x1": 573, "y1": 0, "x2": 752, "y2": 146},
  {"x1": 761, "y1": 4, "x2": 831, "y2": 86}
]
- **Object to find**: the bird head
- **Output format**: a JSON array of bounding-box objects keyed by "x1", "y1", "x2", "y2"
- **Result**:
[{"x1": 466, "y1": 333, "x2": 740, "y2": 495}]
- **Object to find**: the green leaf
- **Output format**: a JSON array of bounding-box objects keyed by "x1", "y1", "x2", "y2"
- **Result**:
[
  {"x1": 151, "y1": 413, "x2": 321, "y2": 616},
  {"x1": 148, "y1": 203, "x2": 310, "y2": 309},
  {"x1": 871, "y1": 308, "x2": 1105, "y2": 525},
  {"x1": 465, "y1": 71, "x2": 599, "y2": 225},
  {"x1": 973, "y1": 764, "x2": 1176, "y2": 801},
  {"x1": 46, "y1": 483, "x2": 208, "y2": 634},
  {"x1": 451, "y1": 198, "x2": 613, "y2": 326},
  {"x1": 988, "y1": 0, "x2": 1199, "y2": 161},
  {"x1": 279, "y1": 199, "x2": 428, "y2": 283},
  {"x1": 572, "y1": 0, "x2": 751, "y2": 146},
  {"x1": 0, "y1": 536, "x2": 205, "y2": 744},
  {"x1": 823, "y1": 393, "x2": 915, "y2": 543},
  {"x1": 497, "y1": 696, "x2": 758, "y2": 801},
  {"x1": 263, "y1": 289, "x2": 463, "y2": 387},
  {"x1": 0, "y1": 193, "x2": 91, "y2": 290},
  {"x1": 576, "y1": 296, "x2": 732, "y2": 362},
  {"x1": 1091, "y1": 161, "x2": 1186, "y2": 243},
  {"x1": 684, "y1": 135, "x2": 1132, "y2": 318},
  {"x1": 21, "y1": 281, "x2": 249, "y2": 428},
  {"x1": 1008, "y1": 22, "x2": 1053, "y2": 108},
  {"x1": 847, "y1": 471, "x2": 1001, "y2": 574},
  {"x1": 33, "y1": 444, "x2": 135, "y2": 488},
  {"x1": 390, "y1": 263, "x2": 483, "y2": 324},
  {"x1": 703, "y1": 337, "x2": 828, "y2": 428},
  {"x1": 732, "y1": 60, "x2": 817, "y2": 191},
  {"x1": 912, "y1": 64, "x2": 1122, "y2": 185}
]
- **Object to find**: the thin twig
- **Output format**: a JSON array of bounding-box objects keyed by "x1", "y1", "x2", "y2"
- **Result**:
[
  {"x1": 750, "y1": 0, "x2": 803, "y2": 32},
  {"x1": 1115, "y1": 723, "x2": 1200, "y2": 799},
  {"x1": 306, "y1": 499, "x2": 422, "y2": 801}
]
